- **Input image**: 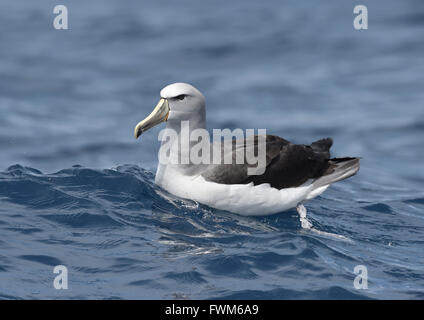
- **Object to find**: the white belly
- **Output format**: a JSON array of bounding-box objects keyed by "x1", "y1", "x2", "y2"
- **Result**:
[{"x1": 155, "y1": 166, "x2": 329, "y2": 216}]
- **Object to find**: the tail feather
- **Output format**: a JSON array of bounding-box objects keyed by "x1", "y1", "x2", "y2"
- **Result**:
[{"x1": 312, "y1": 157, "x2": 360, "y2": 188}]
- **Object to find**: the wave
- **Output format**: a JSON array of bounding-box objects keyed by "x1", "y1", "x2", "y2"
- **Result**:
[
  {"x1": 0, "y1": 164, "x2": 305, "y2": 234},
  {"x1": 1, "y1": 164, "x2": 423, "y2": 299}
]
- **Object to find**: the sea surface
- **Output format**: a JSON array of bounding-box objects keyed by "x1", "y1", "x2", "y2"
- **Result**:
[{"x1": 0, "y1": 0, "x2": 423, "y2": 299}]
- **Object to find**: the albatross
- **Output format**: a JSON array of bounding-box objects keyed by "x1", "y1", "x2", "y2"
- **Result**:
[{"x1": 134, "y1": 83, "x2": 360, "y2": 217}]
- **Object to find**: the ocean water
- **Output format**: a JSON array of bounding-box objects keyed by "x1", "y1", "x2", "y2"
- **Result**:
[{"x1": 0, "y1": 0, "x2": 424, "y2": 299}]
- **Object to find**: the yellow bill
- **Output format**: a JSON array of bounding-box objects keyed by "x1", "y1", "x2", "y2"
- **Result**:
[{"x1": 134, "y1": 98, "x2": 170, "y2": 139}]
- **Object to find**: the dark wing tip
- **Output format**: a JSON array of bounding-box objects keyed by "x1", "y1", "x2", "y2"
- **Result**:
[{"x1": 311, "y1": 137, "x2": 333, "y2": 153}]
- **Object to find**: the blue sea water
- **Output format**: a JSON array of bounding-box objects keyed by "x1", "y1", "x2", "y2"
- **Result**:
[{"x1": 0, "y1": 0, "x2": 424, "y2": 299}]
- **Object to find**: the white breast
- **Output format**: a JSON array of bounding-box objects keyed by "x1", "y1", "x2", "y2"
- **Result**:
[{"x1": 155, "y1": 165, "x2": 329, "y2": 216}]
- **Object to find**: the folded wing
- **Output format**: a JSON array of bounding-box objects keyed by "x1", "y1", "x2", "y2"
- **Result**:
[{"x1": 201, "y1": 135, "x2": 358, "y2": 189}]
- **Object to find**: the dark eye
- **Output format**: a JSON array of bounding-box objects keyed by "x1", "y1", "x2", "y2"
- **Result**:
[{"x1": 175, "y1": 94, "x2": 187, "y2": 100}]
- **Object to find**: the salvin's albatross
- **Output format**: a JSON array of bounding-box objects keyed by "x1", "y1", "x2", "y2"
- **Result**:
[{"x1": 134, "y1": 83, "x2": 359, "y2": 217}]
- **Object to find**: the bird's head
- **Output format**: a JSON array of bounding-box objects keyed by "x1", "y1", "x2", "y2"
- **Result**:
[{"x1": 134, "y1": 82, "x2": 205, "y2": 139}]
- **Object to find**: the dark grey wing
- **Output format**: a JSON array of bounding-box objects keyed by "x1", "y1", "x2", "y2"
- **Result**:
[
  {"x1": 201, "y1": 135, "x2": 333, "y2": 189},
  {"x1": 200, "y1": 135, "x2": 288, "y2": 185}
]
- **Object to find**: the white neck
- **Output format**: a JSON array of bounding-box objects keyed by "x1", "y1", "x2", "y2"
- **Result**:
[{"x1": 156, "y1": 111, "x2": 207, "y2": 183}]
